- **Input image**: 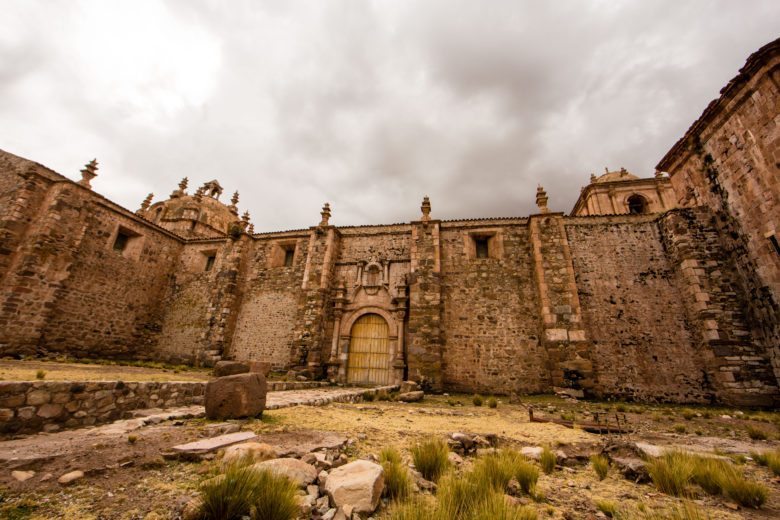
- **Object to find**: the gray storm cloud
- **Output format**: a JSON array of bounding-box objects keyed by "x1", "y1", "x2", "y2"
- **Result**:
[{"x1": 1, "y1": 0, "x2": 778, "y2": 231}]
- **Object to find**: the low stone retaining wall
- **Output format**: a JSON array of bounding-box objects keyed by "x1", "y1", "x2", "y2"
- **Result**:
[
  {"x1": 0, "y1": 381, "x2": 206, "y2": 436},
  {"x1": 267, "y1": 381, "x2": 331, "y2": 391},
  {"x1": 265, "y1": 385, "x2": 399, "y2": 409}
]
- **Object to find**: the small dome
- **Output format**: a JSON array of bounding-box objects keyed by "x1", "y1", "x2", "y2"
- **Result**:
[{"x1": 593, "y1": 168, "x2": 639, "y2": 184}]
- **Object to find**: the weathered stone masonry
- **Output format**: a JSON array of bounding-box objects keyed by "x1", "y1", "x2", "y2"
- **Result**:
[{"x1": 1, "y1": 39, "x2": 778, "y2": 406}]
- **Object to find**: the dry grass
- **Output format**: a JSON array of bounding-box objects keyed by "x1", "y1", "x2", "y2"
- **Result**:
[
  {"x1": 411, "y1": 438, "x2": 450, "y2": 482},
  {"x1": 0, "y1": 359, "x2": 211, "y2": 382},
  {"x1": 591, "y1": 454, "x2": 610, "y2": 480},
  {"x1": 539, "y1": 446, "x2": 556, "y2": 474},
  {"x1": 381, "y1": 447, "x2": 412, "y2": 501},
  {"x1": 648, "y1": 451, "x2": 768, "y2": 508}
]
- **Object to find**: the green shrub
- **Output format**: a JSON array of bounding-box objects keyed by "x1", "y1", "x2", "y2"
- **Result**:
[
  {"x1": 539, "y1": 446, "x2": 556, "y2": 474},
  {"x1": 487, "y1": 397, "x2": 498, "y2": 409},
  {"x1": 411, "y1": 438, "x2": 450, "y2": 482},
  {"x1": 473, "y1": 394, "x2": 483, "y2": 407},
  {"x1": 199, "y1": 461, "x2": 298, "y2": 520},
  {"x1": 35, "y1": 369, "x2": 46, "y2": 380},
  {"x1": 746, "y1": 425, "x2": 768, "y2": 440},
  {"x1": 127, "y1": 435, "x2": 138, "y2": 445},
  {"x1": 595, "y1": 499, "x2": 617, "y2": 518},
  {"x1": 681, "y1": 409, "x2": 696, "y2": 421},
  {"x1": 590, "y1": 454, "x2": 609, "y2": 480}
]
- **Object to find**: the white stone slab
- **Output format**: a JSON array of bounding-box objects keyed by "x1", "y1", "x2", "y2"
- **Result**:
[{"x1": 173, "y1": 431, "x2": 257, "y2": 453}]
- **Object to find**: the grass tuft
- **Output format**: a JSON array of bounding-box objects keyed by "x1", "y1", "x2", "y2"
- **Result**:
[
  {"x1": 595, "y1": 499, "x2": 618, "y2": 518},
  {"x1": 199, "y1": 460, "x2": 298, "y2": 520},
  {"x1": 487, "y1": 396, "x2": 498, "y2": 409},
  {"x1": 647, "y1": 451, "x2": 695, "y2": 496},
  {"x1": 539, "y1": 446, "x2": 556, "y2": 474},
  {"x1": 411, "y1": 438, "x2": 450, "y2": 482},
  {"x1": 473, "y1": 394, "x2": 483, "y2": 407},
  {"x1": 381, "y1": 447, "x2": 412, "y2": 501},
  {"x1": 35, "y1": 369, "x2": 46, "y2": 380},
  {"x1": 745, "y1": 425, "x2": 768, "y2": 440},
  {"x1": 590, "y1": 454, "x2": 609, "y2": 480}
]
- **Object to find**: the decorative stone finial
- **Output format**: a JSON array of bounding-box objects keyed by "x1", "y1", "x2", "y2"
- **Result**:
[
  {"x1": 231, "y1": 191, "x2": 239, "y2": 205},
  {"x1": 420, "y1": 196, "x2": 431, "y2": 222},
  {"x1": 139, "y1": 193, "x2": 153, "y2": 213},
  {"x1": 605, "y1": 167, "x2": 610, "y2": 174},
  {"x1": 78, "y1": 159, "x2": 98, "y2": 188},
  {"x1": 590, "y1": 173, "x2": 597, "y2": 183},
  {"x1": 239, "y1": 210, "x2": 250, "y2": 232},
  {"x1": 620, "y1": 167, "x2": 628, "y2": 176},
  {"x1": 193, "y1": 186, "x2": 204, "y2": 202},
  {"x1": 248, "y1": 223, "x2": 255, "y2": 234},
  {"x1": 171, "y1": 177, "x2": 188, "y2": 198},
  {"x1": 536, "y1": 185, "x2": 549, "y2": 213},
  {"x1": 320, "y1": 203, "x2": 331, "y2": 226}
]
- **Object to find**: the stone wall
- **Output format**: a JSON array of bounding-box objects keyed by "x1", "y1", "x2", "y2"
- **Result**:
[
  {"x1": 657, "y1": 38, "x2": 780, "y2": 390},
  {"x1": 0, "y1": 151, "x2": 184, "y2": 360},
  {"x1": 0, "y1": 380, "x2": 205, "y2": 436},
  {"x1": 567, "y1": 216, "x2": 710, "y2": 402},
  {"x1": 229, "y1": 233, "x2": 310, "y2": 368},
  {"x1": 439, "y1": 220, "x2": 548, "y2": 394}
]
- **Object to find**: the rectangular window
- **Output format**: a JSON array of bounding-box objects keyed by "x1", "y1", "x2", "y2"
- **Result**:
[
  {"x1": 284, "y1": 247, "x2": 295, "y2": 267},
  {"x1": 113, "y1": 231, "x2": 130, "y2": 252},
  {"x1": 771, "y1": 235, "x2": 780, "y2": 256},
  {"x1": 205, "y1": 255, "x2": 216, "y2": 271},
  {"x1": 475, "y1": 237, "x2": 489, "y2": 259}
]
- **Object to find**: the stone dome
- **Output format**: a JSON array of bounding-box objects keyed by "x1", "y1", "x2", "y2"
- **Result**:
[{"x1": 593, "y1": 168, "x2": 639, "y2": 184}]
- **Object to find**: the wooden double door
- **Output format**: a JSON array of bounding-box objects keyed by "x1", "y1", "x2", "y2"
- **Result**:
[{"x1": 346, "y1": 313, "x2": 391, "y2": 385}]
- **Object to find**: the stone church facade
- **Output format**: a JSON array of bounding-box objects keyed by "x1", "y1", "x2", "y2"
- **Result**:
[{"x1": 1, "y1": 39, "x2": 778, "y2": 406}]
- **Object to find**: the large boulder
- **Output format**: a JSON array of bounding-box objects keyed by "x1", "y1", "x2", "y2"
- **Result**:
[
  {"x1": 324, "y1": 460, "x2": 384, "y2": 514},
  {"x1": 248, "y1": 360, "x2": 271, "y2": 377},
  {"x1": 255, "y1": 458, "x2": 318, "y2": 488},
  {"x1": 205, "y1": 373, "x2": 266, "y2": 420},
  {"x1": 213, "y1": 360, "x2": 250, "y2": 377},
  {"x1": 222, "y1": 442, "x2": 278, "y2": 464},
  {"x1": 397, "y1": 391, "x2": 424, "y2": 403}
]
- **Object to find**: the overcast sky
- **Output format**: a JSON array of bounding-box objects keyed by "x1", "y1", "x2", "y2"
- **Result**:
[{"x1": 2, "y1": 1, "x2": 778, "y2": 231}]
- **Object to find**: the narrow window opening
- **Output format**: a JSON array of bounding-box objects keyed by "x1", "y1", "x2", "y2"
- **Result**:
[
  {"x1": 770, "y1": 235, "x2": 780, "y2": 256},
  {"x1": 284, "y1": 248, "x2": 295, "y2": 267},
  {"x1": 627, "y1": 194, "x2": 648, "y2": 214},
  {"x1": 205, "y1": 255, "x2": 216, "y2": 271},
  {"x1": 113, "y1": 231, "x2": 130, "y2": 252},
  {"x1": 475, "y1": 237, "x2": 489, "y2": 259}
]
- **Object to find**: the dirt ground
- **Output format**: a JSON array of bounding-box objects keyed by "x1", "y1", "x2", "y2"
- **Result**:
[
  {"x1": 1, "y1": 392, "x2": 779, "y2": 519},
  {"x1": 0, "y1": 359, "x2": 212, "y2": 383}
]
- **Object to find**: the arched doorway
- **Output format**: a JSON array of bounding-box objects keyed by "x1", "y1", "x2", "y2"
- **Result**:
[
  {"x1": 347, "y1": 313, "x2": 391, "y2": 385},
  {"x1": 627, "y1": 194, "x2": 648, "y2": 214}
]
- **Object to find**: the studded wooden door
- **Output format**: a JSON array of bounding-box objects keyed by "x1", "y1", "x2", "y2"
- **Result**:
[{"x1": 347, "y1": 313, "x2": 391, "y2": 385}]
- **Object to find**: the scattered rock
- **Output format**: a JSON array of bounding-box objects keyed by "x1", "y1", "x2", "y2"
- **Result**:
[
  {"x1": 400, "y1": 380, "x2": 420, "y2": 393},
  {"x1": 213, "y1": 360, "x2": 250, "y2": 377},
  {"x1": 205, "y1": 372, "x2": 267, "y2": 420},
  {"x1": 58, "y1": 470, "x2": 84, "y2": 485},
  {"x1": 181, "y1": 497, "x2": 203, "y2": 520},
  {"x1": 448, "y1": 452, "x2": 464, "y2": 466},
  {"x1": 11, "y1": 470, "x2": 35, "y2": 482},
  {"x1": 397, "y1": 391, "x2": 424, "y2": 402},
  {"x1": 172, "y1": 431, "x2": 257, "y2": 457},
  {"x1": 222, "y1": 442, "x2": 278, "y2": 463},
  {"x1": 255, "y1": 458, "x2": 318, "y2": 487},
  {"x1": 613, "y1": 457, "x2": 650, "y2": 483},
  {"x1": 324, "y1": 459, "x2": 384, "y2": 513},
  {"x1": 322, "y1": 508, "x2": 337, "y2": 520},
  {"x1": 247, "y1": 360, "x2": 271, "y2": 377},
  {"x1": 521, "y1": 446, "x2": 543, "y2": 460}
]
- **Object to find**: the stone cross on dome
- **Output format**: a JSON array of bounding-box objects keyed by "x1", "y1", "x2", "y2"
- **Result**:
[{"x1": 78, "y1": 159, "x2": 98, "y2": 188}]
